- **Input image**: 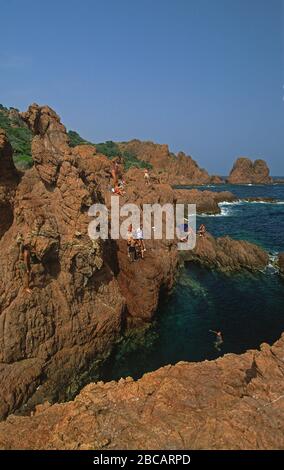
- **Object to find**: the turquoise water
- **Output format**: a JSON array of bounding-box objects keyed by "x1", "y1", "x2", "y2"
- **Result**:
[{"x1": 102, "y1": 184, "x2": 284, "y2": 381}]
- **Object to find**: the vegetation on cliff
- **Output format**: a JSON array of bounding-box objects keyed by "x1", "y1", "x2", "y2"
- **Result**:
[
  {"x1": 0, "y1": 104, "x2": 151, "y2": 171},
  {"x1": 0, "y1": 105, "x2": 33, "y2": 169},
  {"x1": 68, "y1": 133, "x2": 152, "y2": 171}
]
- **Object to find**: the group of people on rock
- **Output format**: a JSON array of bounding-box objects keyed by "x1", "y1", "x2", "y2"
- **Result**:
[{"x1": 127, "y1": 224, "x2": 146, "y2": 262}]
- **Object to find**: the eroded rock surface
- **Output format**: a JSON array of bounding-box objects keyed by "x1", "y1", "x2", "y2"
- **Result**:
[
  {"x1": 119, "y1": 140, "x2": 223, "y2": 185},
  {"x1": 0, "y1": 334, "x2": 283, "y2": 450},
  {"x1": 182, "y1": 233, "x2": 269, "y2": 272},
  {"x1": 0, "y1": 106, "x2": 126, "y2": 418},
  {"x1": 0, "y1": 104, "x2": 281, "y2": 450}
]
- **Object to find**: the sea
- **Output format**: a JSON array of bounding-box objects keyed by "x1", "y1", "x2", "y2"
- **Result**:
[{"x1": 101, "y1": 182, "x2": 284, "y2": 381}]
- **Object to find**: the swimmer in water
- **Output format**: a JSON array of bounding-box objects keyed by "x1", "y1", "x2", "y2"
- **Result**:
[{"x1": 209, "y1": 330, "x2": 223, "y2": 352}]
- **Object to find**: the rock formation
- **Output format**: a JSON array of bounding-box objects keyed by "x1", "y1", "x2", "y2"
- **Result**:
[
  {"x1": 0, "y1": 332, "x2": 284, "y2": 450},
  {"x1": 0, "y1": 105, "x2": 181, "y2": 419},
  {"x1": 0, "y1": 105, "x2": 127, "y2": 419},
  {"x1": 174, "y1": 189, "x2": 236, "y2": 214},
  {"x1": 227, "y1": 158, "x2": 272, "y2": 184},
  {"x1": 182, "y1": 233, "x2": 269, "y2": 272},
  {"x1": 118, "y1": 140, "x2": 223, "y2": 185},
  {"x1": 0, "y1": 104, "x2": 281, "y2": 450}
]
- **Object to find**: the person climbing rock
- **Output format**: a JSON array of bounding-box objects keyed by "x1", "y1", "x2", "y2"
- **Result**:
[
  {"x1": 209, "y1": 330, "x2": 223, "y2": 352},
  {"x1": 144, "y1": 168, "x2": 150, "y2": 185},
  {"x1": 198, "y1": 224, "x2": 206, "y2": 238}
]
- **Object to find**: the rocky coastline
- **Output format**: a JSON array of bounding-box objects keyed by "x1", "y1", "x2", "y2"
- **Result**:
[{"x1": 0, "y1": 104, "x2": 283, "y2": 449}]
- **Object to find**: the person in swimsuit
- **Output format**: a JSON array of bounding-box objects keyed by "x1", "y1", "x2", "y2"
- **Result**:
[{"x1": 210, "y1": 330, "x2": 223, "y2": 351}]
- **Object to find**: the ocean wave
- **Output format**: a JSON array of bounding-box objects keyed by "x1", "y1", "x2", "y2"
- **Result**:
[
  {"x1": 198, "y1": 206, "x2": 233, "y2": 217},
  {"x1": 219, "y1": 200, "x2": 284, "y2": 206},
  {"x1": 198, "y1": 199, "x2": 284, "y2": 217},
  {"x1": 198, "y1": 213, "x2": 224, "y2": 218},
  {"x1": 219, "y1": 200, "x2": 243, "y2": 206}
]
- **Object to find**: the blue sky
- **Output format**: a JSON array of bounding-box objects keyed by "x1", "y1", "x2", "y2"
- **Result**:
[{"x1": 1, "y1": 0, "x2": 283, "y2": 174}]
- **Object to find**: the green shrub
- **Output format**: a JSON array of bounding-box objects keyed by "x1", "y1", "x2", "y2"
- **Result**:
[
  {"x1": 68, "y1": 130, "x2": 91, "y2": 147},
  {"x1": 0, "y1": 109, "x2": 33, "y2": 168},
  {"x1": 96, "y1": 140, "x2": 152, "y2": 170}
]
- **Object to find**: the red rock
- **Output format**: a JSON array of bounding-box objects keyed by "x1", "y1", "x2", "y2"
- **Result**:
[
  {"x1": 0, "y1": 333, "x2": 283, "y2": 450},
  {"x1": 183, "y1": 233, "x2": 269, "y2": 272},
  {"x1": 227, "y1": 158, "x2": 272, "y2": 184},
  {"x1": 0, "y1": 106, "x2": 126, "y2": 418},
  {"x1": 0, "y1": 104, "x2": 280, "y2": 451},
  {"x1": 174, "y1": 189, "x2": 236, "y2": 214},
  {"x1": 119, "y1": 140, "x2": 223, "y2": 185}
]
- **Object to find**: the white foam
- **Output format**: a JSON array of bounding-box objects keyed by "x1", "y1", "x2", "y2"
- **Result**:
[{"x1": 219, "y1": 200, "x2": 243, "y2": 206}]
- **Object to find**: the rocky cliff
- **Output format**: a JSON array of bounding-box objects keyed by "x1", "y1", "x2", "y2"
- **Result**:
[
  {"x1": 0, "y1": 104, "x2": 281, "y2": 450},
  {"x1": 0, "y1": 105, "x2": 129, "y2": 419},
  {"x1": 0, "y1": 105, "x2": 184, "y2": 419},
  {"x1": 227, "y1": 158, "x2": 272, "y2": 184},
  {"x1": 118, "y1": 140, "x2": 223, "y2": 185}
]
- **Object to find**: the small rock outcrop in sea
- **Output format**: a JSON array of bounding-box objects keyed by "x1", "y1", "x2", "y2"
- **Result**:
[
  {"x1": 174, "y1": 188, "x2": 236, "y2": 214},
  {"x1": 0, "y1": 333, "x2": 284, "y2": 450},
  {"x1": 182, "y1": 233, "x2": 269, "y2": 272},
  {"x1": 118, "y1": 139, "x2": 223, "y2": 185},
  {"x1": 227, "y1": 157, "x2": 272, "y2": 184}
]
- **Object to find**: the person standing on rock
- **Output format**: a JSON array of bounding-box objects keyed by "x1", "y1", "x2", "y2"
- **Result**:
[{"x1": 144, "y1": 168, "x2": 150, "y2": 185}]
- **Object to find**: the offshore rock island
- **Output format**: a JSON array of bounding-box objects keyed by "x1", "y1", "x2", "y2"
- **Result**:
[{"x1": 0, "y1": 104, "x2": 283, "y2": 449}]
